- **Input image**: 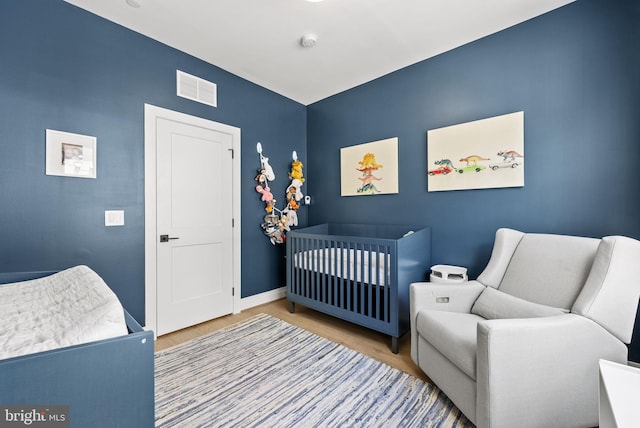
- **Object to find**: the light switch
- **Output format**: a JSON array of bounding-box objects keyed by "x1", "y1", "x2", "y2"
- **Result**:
[{"x1": 105, "y1": 210, "x2": 124, "y2": 226}]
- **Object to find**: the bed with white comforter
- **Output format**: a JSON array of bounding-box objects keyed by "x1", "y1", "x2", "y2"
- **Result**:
[
  {"x1": 0, "y1": 265, "x2": 127, "y2": 360},
  {"x1": 0, "y1": 265, "x2": 154, "y2": 427}
]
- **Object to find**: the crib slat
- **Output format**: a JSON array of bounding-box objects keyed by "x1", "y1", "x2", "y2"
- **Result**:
[
  {"x1": 387, "y1": 244, "x2": 392, "y2": 321},
  {"x1": 321, "y1": 239, "x2": 328, "y2": 304},
  {"x1": 366, "y1": 243, "x2": 372, "y2": 318},
  {"x1": 313, "y1": 238, "x2": 319, "y2": 301},
  {"x1": 306, "y1": 237, "x2": 311, "y2": 299},
  {"x1": 348, "y1": 244, "x2": 352, "y2": 311},
  {"x1": 375, "y1": 244, "x2": 381, "y2": 320},
  {"x1": 335, "y1": 242, "x2": 347, "y2": 309}
]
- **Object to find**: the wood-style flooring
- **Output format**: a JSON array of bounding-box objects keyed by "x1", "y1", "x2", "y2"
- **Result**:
[{"x1": 154, "y1": 298, "x2": 430, "y2": 382}]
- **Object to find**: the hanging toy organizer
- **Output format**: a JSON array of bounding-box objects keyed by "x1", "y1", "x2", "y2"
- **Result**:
[{"x1": 255, "y1": 143, "x2": 305, "y2": 244}]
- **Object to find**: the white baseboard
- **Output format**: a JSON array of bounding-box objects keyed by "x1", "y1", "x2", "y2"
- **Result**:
[{"x1": 240, "y1": 286, "x2": 286, "y2": 311}]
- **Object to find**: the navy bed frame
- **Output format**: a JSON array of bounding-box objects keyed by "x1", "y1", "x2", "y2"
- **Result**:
[
  {"x1": 286, "y1": 224, "x2": 430, "y2": 353},
  {"x1": 0, "y1": 270, "x2": 155, "y2": 428}
]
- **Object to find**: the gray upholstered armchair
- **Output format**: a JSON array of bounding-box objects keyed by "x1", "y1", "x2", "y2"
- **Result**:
[{"x1": 410, "y1": 228, "x2": 640, "y2": 428}]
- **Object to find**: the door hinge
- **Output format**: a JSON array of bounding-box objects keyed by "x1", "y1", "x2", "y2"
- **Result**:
[
  {"x1": 232, "y1": 288, "x2": 235, "y2": 297},
  {"x1": 232, "y1": 218, "x2": 235, "y2": 227},
  {"x1": 228, "y1": 148, "x2": 234, "y2": 159}
]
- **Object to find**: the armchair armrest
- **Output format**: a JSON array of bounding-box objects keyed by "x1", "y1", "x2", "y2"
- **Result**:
[
  {"x1": 410, "y1": 280, "x2": 485, "y2": 363},
  {"x1": 410, "y1": 280, "x2": 485, "y2": 314},
  {"x1": 475, "y1": 314, "x2": 628, "y2": 428}
]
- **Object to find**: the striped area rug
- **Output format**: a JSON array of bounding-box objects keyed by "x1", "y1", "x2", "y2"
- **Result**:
[{"x1": 155, "y1": 314, "x2": 473, "y2": 428}]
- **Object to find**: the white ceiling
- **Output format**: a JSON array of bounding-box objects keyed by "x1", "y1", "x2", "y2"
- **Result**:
[{"x1": 64, "y1": 0, "x2": 575, "y2": 105}]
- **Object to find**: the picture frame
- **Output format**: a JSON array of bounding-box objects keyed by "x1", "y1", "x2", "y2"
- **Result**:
[
  {"x1": 427, "y1": 111, "x2": 524, "y2": 192},
  {"x1": 46, "y1": 129, "x2": 97, "y2": 179},
  {"x1": 340, "y1": 137, "x2": 399, "y2": 196}
]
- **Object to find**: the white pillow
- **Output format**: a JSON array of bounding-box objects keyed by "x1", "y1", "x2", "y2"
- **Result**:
[{"x1": 471, "y1": 286, "x2": 567, "y2": 319}]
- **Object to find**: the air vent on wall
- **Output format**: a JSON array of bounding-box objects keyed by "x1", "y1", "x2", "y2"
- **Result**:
[{"x1": 177, "y1": 70, "x2": 217, "y2": 107}]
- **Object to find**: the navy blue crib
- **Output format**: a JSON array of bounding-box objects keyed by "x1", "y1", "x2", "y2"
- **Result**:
[{"x1": 286, "y1": 224, "x2": 430, "y2": 353}]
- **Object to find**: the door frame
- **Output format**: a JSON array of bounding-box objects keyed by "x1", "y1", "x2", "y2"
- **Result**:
[{"x1": 144, "y1": 104, "x2": 241, "y2": 334}]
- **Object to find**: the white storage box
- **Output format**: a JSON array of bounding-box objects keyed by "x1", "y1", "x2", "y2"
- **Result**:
[{"x1": 430, "y1": 265, "x2": 468, "y2": 284}]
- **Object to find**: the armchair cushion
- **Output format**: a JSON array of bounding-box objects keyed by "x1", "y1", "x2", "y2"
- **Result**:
[
  {"x1": 498, "y1": 233, "x2": 599, "y2": 308},
  {"x1": 416, "y1": 310, "x2": 484, "y2": 379},
  {"x1": 471, "y1": 286, "x2": 567, "y2": 320}
]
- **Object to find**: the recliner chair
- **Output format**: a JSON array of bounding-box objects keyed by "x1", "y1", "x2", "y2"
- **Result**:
[{"x1": 410, "y1": 228, "x2": 640, "y2": 428}]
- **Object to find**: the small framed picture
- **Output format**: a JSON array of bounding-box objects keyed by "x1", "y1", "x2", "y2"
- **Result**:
[
  {"x1": 46, "y1": 129, "x2": 97, "y2": 179},
  {"x1": 340, "y1": 137, "x2": 399, "y2": 196}
]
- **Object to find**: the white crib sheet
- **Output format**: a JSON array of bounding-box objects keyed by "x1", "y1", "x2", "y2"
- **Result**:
[
  {"x1": 294, "y1": 248, "x2": 391, "y2": 286},
  {"x1": 0, "y1": 265, "x2": 128, "y2": 360}
]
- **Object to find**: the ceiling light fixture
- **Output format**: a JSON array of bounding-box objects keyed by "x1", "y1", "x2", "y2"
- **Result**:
[
  {"x1": 300, "y1": 33, "x2": 318, "y2": 48},
  {"x1": 125, "y1": 0, "x2": 141, "y2": 8}
]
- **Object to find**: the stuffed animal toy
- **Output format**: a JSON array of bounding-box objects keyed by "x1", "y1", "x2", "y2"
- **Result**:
[
  {"x1": 286, "y1": 185, "x2": 297, "y2": 201},
  {"x1": 261, "y1": 213, "x2": 284, "y2": 245},
  {"x1": 255, "y1": 168, "x2": 267, "y2": 185},
  {"x1": 289, "y1": 160, "x2": 305, "y2": 182},
  {"x1": 262, "y1": 224, "x2": 282, "y2": 245},
  {"x1": 277, "y1": 215, "x2": 290, "y2": 234},
  {"x1": 263, "y1": 214, "x2": 279, "y2": 226},
  {"x1": 286, "y1": 178, "x2": 304, "y2": 202},
  {"x1": 263, "y1": 220, "x2": 287, "y2": 245},
  {"x1": 255, "y1": 184, "x2": 273, "y2": 202},
  {"x1": 283, "y1": 207, "x2": 298, "y2": 227},
  {"x1": 256, "y1": 185, "x2": 276, "y2": 212},
  {"x1": 265, "y1": 199, "x2": 276, "y2": 213},
  {"x1": 287, "y1": 199, "x2": 299, "y2": 211},
  {"x1": 260, "y1": 155, "x2": 275, "y2": 181}
]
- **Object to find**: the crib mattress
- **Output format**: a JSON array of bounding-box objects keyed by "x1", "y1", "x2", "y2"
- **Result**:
[
  {"x1": 0, "y1": 265, "x2": 128, "y2": 360},
  {"x1": 294, "y1": 248, "x2": 391, "y2": 286}
]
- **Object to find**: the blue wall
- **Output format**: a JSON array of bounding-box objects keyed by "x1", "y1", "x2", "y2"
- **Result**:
[
  {"x1": 306, "y1": 0, "x2": 640, "y2": 360},
  {"x1": 0, "y1": 0, "x2": 307, "y2": 323}
]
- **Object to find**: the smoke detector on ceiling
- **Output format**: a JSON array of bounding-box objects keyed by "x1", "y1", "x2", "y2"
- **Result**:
[
  {"x1": 125, "y1": 0, "x2": 141, "y2": 8},
  {"x1": 300, "y1": 33, "x2": 318, "y2": 48}
]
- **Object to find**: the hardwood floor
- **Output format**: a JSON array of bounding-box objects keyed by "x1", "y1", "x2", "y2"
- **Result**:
[{"x1": 154, "y1": 298, "x2": 430, "y2": 382}]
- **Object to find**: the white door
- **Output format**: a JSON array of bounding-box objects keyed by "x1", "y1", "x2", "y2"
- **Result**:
[{"x1": 155, "y1": 117, "x2": 234, "y2": 335}]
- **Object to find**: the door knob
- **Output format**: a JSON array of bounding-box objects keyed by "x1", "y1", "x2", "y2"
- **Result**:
[{"x1": 160, "y1": 235, "x2": 180, "y2": 242}]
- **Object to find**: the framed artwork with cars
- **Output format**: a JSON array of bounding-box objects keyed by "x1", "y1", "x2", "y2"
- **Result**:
[{"x1": 427, "y1": 111, "x2": 524, "y2": 192}]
